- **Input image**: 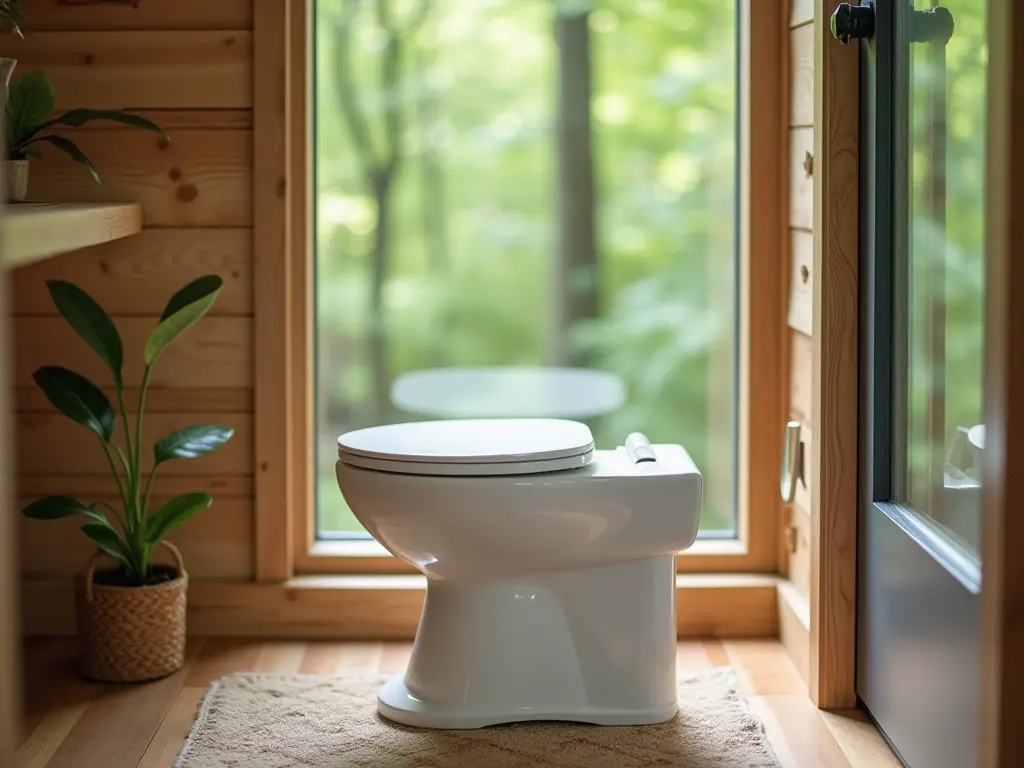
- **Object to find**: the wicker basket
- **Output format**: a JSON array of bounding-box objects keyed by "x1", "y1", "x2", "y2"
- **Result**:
[{"x1": 74, "y1": 541, "x2": 189, "y2": 683}]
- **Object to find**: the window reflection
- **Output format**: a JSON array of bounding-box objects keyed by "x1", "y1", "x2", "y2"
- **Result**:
[{"x1": 896, "y1": 0, "x2": 986, "y2": 554}]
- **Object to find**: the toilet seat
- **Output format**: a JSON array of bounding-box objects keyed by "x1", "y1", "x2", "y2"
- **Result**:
[{"x1": 337, "y1": 418, "x2": 595, "y2": 476}]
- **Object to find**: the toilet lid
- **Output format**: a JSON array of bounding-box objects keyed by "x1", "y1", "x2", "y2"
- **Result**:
[{"x1": 337, "y1": 418, "x2": 595, "y2": 476}]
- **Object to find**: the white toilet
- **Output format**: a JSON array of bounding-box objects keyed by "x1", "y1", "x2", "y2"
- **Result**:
[{"x1": 335, "y1": 418, "x2": 703, "y2": 729}]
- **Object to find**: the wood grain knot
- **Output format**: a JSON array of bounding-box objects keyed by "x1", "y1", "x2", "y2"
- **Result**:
[
  {"x1": 156, "y1": 136, "x2": 171, "y2": 151},
  {"x1": 260, "y1": 461, "x2": 269, "y2": 472},
  {"x1": 98, "y1": 260, "x2": 111, "y2": 275},
  {"x1": 82, "y1": 54, "x2": 95, "y2": 66},
  {"x1": 175, "y1": 184, "x2": 198, "y2": 202},
  {"x1": 276, "y1": 177, "x2": 286, "y2": 198},
  {"x1": 168, "y1": 167, "x2": 182, "y2": 182},
  {"x1": 223, "y1": 36, "x2": 237, "y2": 47}
]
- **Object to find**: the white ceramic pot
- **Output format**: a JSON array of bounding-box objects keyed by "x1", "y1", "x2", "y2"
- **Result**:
[{"x1": 5, "y1": 159, "x2": 28, "y2": 202}]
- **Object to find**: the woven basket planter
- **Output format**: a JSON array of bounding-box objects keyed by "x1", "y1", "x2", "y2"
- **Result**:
[{"x1": 74, "y1": 541, "x2": 188, "y2": 683}]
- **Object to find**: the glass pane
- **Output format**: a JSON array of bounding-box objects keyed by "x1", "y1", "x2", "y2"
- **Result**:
[
  {"x1": 314, "y1": 0, "x2": 739, "y2": 539},
  {"x1": 893, "y1": 0, "x2": 986, "y2": 555}
]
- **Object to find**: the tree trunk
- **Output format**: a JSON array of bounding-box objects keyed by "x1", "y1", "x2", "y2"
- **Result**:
[
  {"x1": 416, "y1": 43, "x2": 449, "y2": 363},
  {"x1": 550, "y1": 11, "x2": 599, "y2": 367},
  {"x1": 370, "y1": 171, "x2": 393, "y2": 422},
  {"x1": 417, "y1": 47, "x2": 448, "y2": 275}
]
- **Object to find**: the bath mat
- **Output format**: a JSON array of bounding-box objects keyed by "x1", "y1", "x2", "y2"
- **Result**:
[{"x1": 174, "y1": 668, "x2": 779, "y2": 768}]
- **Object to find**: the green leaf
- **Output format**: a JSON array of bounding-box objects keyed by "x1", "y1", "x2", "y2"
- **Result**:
[
  {"x1": 144, "y1": 277, "x2": 223, "y2": 366},
  {"x1": 145, "y1": 493, "x2": 212, "y2": 544},
  {"x1": 81, "y1": 522, "x2": 129, "y2": 565},
  {"x1": 31, "y1": 366, "x2": 115, "y2": 441},
  {"x1": 22, "y1": 495, "x2": 93, "y2": 520},
  {"x1": 25, "y1": 135, "x2": 100, "y2": 183},
  {"x1": 22, "y1": 496, "x2": 110, "y2": 527},
  {"x1": 83, "y1": 506, "x2": 111, "y2": 526},
  {"x1": 5, "y1": 70, "x2": 54, "y2": 149},
  {"x1": 41, "y1": 108, "x2": 166, "y2": 137},
  {"x1": 45, "y1": 281, "x2": 123, "y2": 386},
  {"x1": 154, "y1": 425, "x2": 234, "y2": 465},
  {"x1": 159, "y1": 275, "x2": 223, "y2": 323},
  {"x1": 2, "y1": 0, "x2": 26, "y2": 27}
]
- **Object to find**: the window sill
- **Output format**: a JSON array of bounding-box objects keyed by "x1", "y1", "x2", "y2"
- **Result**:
[
  {"x1": 298, "y1": 537, "x2": 770, "y2": 574},
  {"x1": 21, "y1": 574, "x2": 781, "y2": 639},
  {"x1": 309, "y1": 538, "x2": 747, "y2": 558}
]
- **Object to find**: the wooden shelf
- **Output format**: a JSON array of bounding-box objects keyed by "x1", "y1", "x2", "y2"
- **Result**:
[{"x1": 2, "y1": 202, "x2": 143, "y2": 269}]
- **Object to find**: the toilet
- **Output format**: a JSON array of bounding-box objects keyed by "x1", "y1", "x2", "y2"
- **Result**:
[{"x1": 335, "y1": 417, "x2": 703, "y2": 729}]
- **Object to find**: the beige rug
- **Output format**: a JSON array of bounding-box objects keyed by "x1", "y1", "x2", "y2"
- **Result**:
[{"x1": 175, "y1": 668, "x2": 780, "y2": 768}]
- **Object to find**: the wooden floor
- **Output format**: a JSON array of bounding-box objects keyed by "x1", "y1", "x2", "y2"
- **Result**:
[{"x1": 17, "y1": 638, "x2": 898, "y2": 768}]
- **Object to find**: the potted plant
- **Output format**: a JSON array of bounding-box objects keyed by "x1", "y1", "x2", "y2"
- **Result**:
[
  {"x1": 0, "y1": 0, "x2": 24, "y2": 97},
  {"x1": 21, "y1": 275, "x2": 233, "y2": 683},
  {"x1": 4, "y1": 69, "x2": 166, "y2": 201}
]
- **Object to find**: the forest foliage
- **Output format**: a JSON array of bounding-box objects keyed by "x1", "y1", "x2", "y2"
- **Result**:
[{"x1": 314, "y1": 0, "x2": 738, "y2": 536}]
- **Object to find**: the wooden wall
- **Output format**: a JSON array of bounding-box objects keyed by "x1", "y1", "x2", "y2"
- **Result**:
[
  {"x1": 6, "y1": 1, "x2": 256, "y2": 588},
  {"x1": 784, "y1": 2, "x2": 814, "y2": 606},
  {"x1": 778, "y1": 0, "x2": 815, "y2": 681},
  {"x1": 0, "y1": 184, "x2": 22, "y2": 765}
]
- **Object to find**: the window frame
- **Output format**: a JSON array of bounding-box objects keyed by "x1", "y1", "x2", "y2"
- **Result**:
[{"x1": 259, "y1": 0, "x2": 787, "y2": 579}]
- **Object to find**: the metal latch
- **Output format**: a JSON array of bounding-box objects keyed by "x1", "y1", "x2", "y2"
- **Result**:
[{"x1": 780, "y1": 420, "x2": 805, "y2": 504}]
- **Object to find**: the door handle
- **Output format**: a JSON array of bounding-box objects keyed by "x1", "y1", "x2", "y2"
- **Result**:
[
  {"x1": 830, "y1": 2, "x2": 875, "y2": 45},
  {"x1": 780, "y1": 421, "x2": 805, "y2": 504}
]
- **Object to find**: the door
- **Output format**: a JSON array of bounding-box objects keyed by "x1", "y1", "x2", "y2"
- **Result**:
[{"x1": 844, "y1": 1, "x2": 989, "y2": 765}]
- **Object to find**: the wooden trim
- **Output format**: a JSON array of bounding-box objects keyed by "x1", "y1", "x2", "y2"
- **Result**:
[
  {"x1": 299, "y1": 539, "x2": 781, "y2": 576},
  {"x1": 288, "y1": 0, "x2": 319, "y2": 580},
  {"x1": 809, "y1": 1, "x2": 859, "y2": 709},
  {"x1": 253, "y1": 0, "x2": 293, "y2": 582},
  {"x1": 777, "y1": 579, "x2": 810, "y2": 685},
  {"x1": 737, "y1": 0, "x2": 787, "y2": 574},
  {"x1": 979, "y1": 3, "x2": 1024, "y2": 765},
  {"x1": 19, "y1": 575, "x2": 780, "y2": 640}
]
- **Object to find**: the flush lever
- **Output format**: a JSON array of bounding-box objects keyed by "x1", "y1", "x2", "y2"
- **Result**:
[
  {"x1": 625, "y1": 432, "x2": 657, "y2": 463},
  {"x1": 780, "y1": 421, "x2": 805, "y2": 503}
]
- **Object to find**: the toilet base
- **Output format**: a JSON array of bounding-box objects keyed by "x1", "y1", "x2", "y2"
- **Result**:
[
  {"x1": 381, "y1": 555, "x2": 680, "y2": 730},
  {"x1": 377, "y1": 675, "x2": 679, "y2": 730}
]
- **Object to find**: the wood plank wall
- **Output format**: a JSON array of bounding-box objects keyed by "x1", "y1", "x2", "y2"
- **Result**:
[
  {"x1": 5, "y1": 1, "x2": 257, "y2": 588},
  {"x1": 777, "y1": 0, "x2": 815, "y2": 682},
  {"x1": 784, "y1": 2, "x2": 814, "y2": 608},
  {"x1": 0, "y1": 179, "x2": 22, "y2": 765}
]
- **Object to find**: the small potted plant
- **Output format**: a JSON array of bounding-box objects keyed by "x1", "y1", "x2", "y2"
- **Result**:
[
  {"x1": 22, "y1": 275, "x2": 233, "y2": 683},
  {"x1": 4, "y1": 69, "x2": 166, "y2": 201},
  {"x1": 0, "y1": 0, "x2": 24, "y2": 98}
]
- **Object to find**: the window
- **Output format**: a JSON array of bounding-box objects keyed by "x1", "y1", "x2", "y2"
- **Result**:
[
  {"x1": 282, "y1": 0, "x2": 784, "y2": 575},
  {"x1": 313, "y1": 0, "x2": 739, "y2": 542},
  {"x1": 893, "y1": 0, "x2": 986, "y2": 557}
]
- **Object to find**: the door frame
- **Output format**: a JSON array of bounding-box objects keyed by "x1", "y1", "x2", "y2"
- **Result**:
[
  {"x1": 979, "y1": 2, "x2": 1024, "y2": 764},
  {"x1": 809, "y1": 0, "x2": 860, "y2": 710}
]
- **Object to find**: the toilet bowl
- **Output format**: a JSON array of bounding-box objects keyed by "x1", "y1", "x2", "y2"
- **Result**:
[{"x1": 335, "y1": 418, "x2": 703, "y2": 729}]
